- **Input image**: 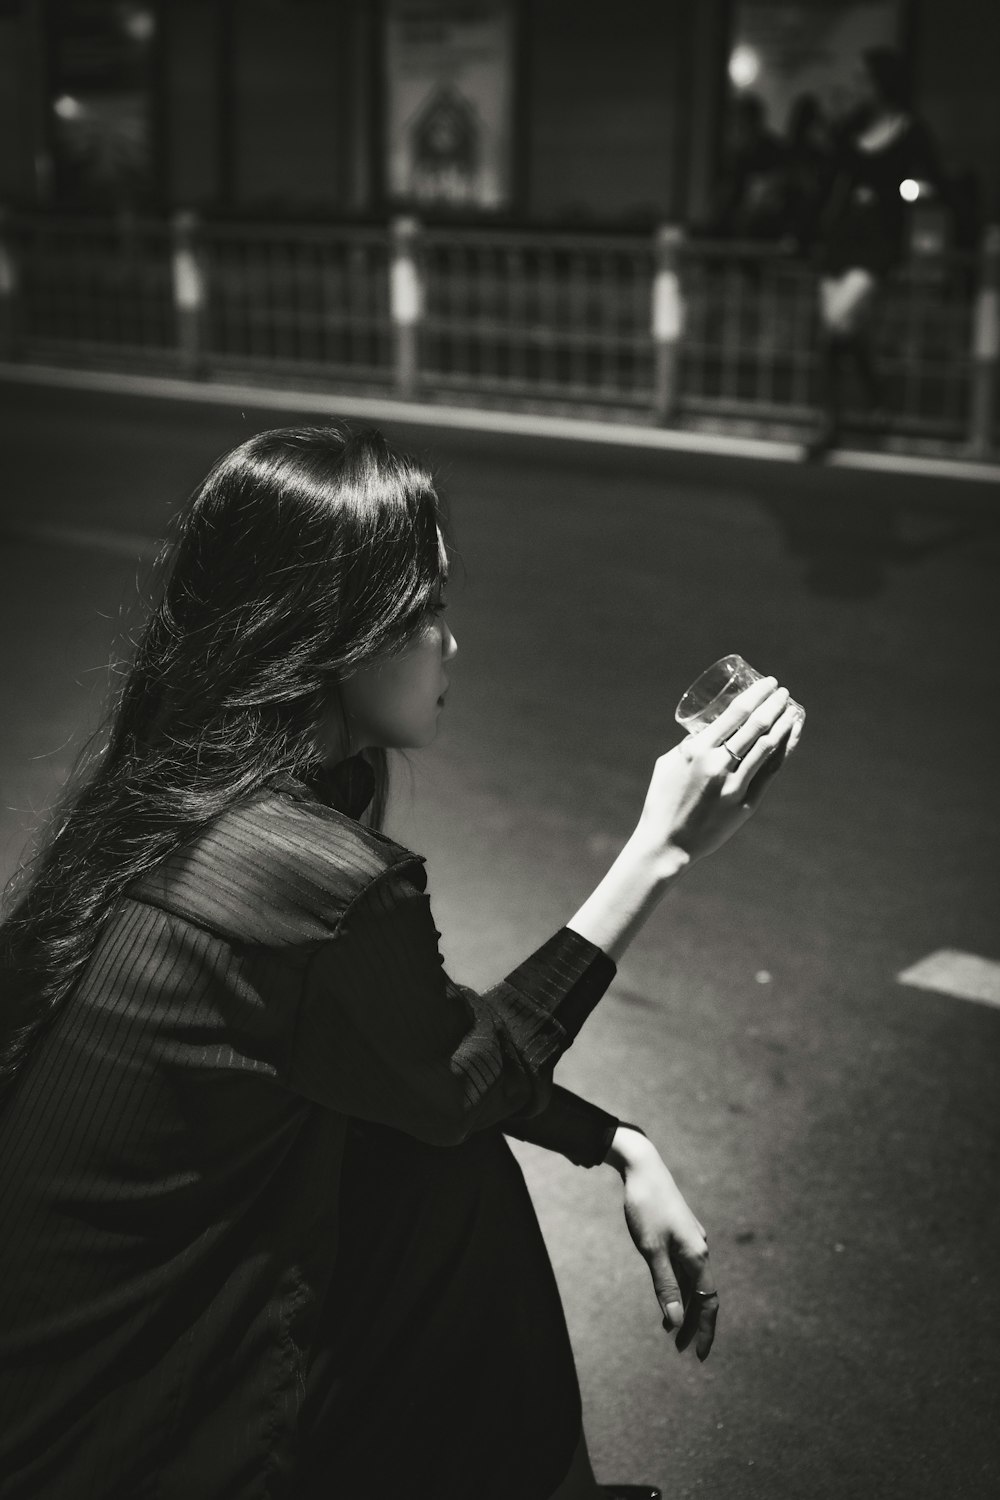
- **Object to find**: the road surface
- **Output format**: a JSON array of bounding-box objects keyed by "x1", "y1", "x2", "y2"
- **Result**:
[{"x1": 1, "y1": 378, "x2": 998, "y2": 1498}]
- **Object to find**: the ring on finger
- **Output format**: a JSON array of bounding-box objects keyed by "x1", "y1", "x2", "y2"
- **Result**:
[
  {"x1": 722, "y1": 740, "x2": 744, "y2": 766},
  {"x1": 692, "y1": 1288, "x2": 719, "y2": 1300}
]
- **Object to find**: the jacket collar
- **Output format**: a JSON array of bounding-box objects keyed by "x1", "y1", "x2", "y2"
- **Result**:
[{"x1": 273, "y1": 753, "x2": 376, "y2": 821}]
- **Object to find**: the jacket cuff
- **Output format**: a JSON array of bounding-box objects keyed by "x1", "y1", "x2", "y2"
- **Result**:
[
  {"x1": 502, "y1": 926, "x2": 617, "y2": 1044},
  {"x1": 504, "y1": 1085, "x2": 620, "y2": 1168}
]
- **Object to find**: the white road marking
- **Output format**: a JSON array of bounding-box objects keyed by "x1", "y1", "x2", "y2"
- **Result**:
[{"x1": 897, "y1": 949, "x2": 1000, "y2": 1008}]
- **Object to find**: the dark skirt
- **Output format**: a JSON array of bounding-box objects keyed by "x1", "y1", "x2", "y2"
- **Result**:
[{"x1": 297, "y1": 1120, "x2": 582, "y2": 1500}]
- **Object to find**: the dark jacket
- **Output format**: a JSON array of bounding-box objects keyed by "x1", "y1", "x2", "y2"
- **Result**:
[
  {"x1": 0, "y1": 775, "x2": 617, "y2": 1499},
  {"x1": 818, "y1": 114, "x2": 943, "y2": 275}
]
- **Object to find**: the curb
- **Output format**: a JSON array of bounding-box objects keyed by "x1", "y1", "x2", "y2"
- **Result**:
[{"x1": 2, "y1": 361, "x2": 999, "y2": 486}]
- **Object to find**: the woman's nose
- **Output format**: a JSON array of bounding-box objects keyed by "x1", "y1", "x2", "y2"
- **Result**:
[{"x1": 442, "y1": 621, "x2": 458, "y2": 661}]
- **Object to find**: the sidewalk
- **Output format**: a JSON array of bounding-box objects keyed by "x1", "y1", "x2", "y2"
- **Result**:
[{"x1": 3, "y1": 359, "x2": 999, "y2": 488}]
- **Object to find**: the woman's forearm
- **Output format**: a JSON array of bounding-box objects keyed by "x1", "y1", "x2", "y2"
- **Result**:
[
  {"x1": 603, "y1": 1122, "x2": 655, "y2": 1172},
  {"x1": 565, "y1": 828, "x2": 689, "y2": 965}
]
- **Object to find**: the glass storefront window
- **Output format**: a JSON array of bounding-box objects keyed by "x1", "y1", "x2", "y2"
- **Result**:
[
  {"x1": 48, "y1": 0, "x2": 158, "y2": 206},
  {"x1": 728, "y1": 1, "x2": 900, "y2": 136}
]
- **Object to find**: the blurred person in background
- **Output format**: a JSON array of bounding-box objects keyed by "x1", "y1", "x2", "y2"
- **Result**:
[
  {"x1": 780, "y1": 93, "x2": 837, "y2": 257},
  {"x1": 805, "y1": 46, "x2": 943, "y2": 459},
  {"x1": 0, "y1": 424, "x2": 801, "y2": 1500},
  {"x1": 704, "y1": 93, "x2": 789, "y2": 241}
]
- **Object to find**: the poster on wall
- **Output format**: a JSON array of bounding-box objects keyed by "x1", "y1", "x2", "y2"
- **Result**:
[
  {"x1": 729, "y1": 1, "x2": 900, "y2": 134},
  {"x1": 385, "y1": 0, "x2": 514, "y2": 211}
]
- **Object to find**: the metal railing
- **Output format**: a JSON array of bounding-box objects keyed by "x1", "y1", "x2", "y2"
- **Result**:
[
  {"x1": 201, "y1": 220, "x2": 392, "y2": 383},
  {"x1": 419, "y1": 226, "x2": 655, "y2": 407},
  {"x1": 2, "y1": 212, "x2": 175, "y2": 362},
  {"x1": 678, "y1": 238, "x2": 983, "y2": 442},
  {"x1": 0, "y1": 208, "x2": 996, "y2": 455}
]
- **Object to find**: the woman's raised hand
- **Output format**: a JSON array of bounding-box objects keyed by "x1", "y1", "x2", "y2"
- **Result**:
[
  {"x1": 567, "y1": 676, "x2": 801, "y2": 962},
  {"x1": 635, "y1": 676, "x2": 800, "y2": 871}
]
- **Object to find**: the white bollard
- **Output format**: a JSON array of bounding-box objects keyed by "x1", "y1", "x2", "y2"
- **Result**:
[
  {"x1": 0, "y1": 207, "x2": 20, "y2": 361},
  {"x1": 172, "y1": 210, "x2": 205, "y2": 377},
  {"x1": 390, "y1": 216, "x2": 423, "y2": 399},
  {"x1": 651, "y1": 224, "x2": 685, "y2": 423},
  {"x1": 969, "y1": 224, "x2": 1000, "y2": 456}
]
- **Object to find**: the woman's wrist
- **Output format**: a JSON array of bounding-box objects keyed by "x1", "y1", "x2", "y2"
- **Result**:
[
  {"x1": 627, "y1": 823, "x2": 693, "y2": 884},
  {"x1": 566, "y1": 829, "x2": 690, "y2": 964},
  {"x1": 603, "y1": 1123, "x2": 658, "y2": 1175}
]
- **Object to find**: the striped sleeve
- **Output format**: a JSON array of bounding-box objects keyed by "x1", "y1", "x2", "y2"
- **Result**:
[{"x1": 287, "y1": 866, "x2": 616, "y2": 1145}]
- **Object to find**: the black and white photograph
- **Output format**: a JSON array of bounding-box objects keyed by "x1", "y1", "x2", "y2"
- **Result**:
[{"x1": 0, "y1": 3, "x2": 997, "y2": 1498}]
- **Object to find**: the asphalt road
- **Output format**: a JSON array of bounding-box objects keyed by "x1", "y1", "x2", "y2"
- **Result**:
[{"x1": 1, "y1": 379, "x2": 998, "y2": 1499}]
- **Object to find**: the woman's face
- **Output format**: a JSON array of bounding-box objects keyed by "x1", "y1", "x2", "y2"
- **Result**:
[{"x1": 340, "y1": 542, "x2": 457, "y2": 752}]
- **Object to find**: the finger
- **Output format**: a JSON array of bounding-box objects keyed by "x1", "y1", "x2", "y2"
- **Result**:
[
  {"x1": 698, "y1": 676, "x2": 777, "y2": 749},
  {"x1": 731, "y1": 706, "x2": 797, "y2": 808},
  {"x1": 646, "y1": 1247, "x2": 684, "y2": 1333},
  {"x1": 674, "y1": 1261, "x2": 719, "y2": 1358},
  {"x1": 721, "y1": 686, "x2": 790, "y2": 762},
  {"x1": 678, "y1": 1292, "x2": 720, "y2": 1362},
  {"x1": 733, "y1": 704, "x2": 794, "y2": 779},
  {"x1": 697, "y1": 1294, "x2": 720, "y2": 1360}
]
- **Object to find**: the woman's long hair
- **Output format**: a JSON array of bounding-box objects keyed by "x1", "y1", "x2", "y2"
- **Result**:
[{"x1": 0, "y1": 421, "x2": 448, "y2": 1101}]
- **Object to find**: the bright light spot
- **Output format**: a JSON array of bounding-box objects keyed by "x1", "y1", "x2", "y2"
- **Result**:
[
  {"x1": 899, "y1": 178, "x2": 920, "y2": 202},
  {"x1": 53, "y1": 95, "x2": 84, "y2": 121},
  {"x1": 728, "y1": 44, "x2": 760, "y2": 90},
  {"x1": 121, "y1": 6, "x2": 156, "y2": 44}
]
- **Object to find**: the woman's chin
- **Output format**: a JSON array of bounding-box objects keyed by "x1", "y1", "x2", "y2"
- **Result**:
[{"x1": 393, "y1": 722, "x2": 441, "y2": 751}]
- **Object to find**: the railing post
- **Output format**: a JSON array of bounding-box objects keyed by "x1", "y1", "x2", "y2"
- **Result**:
[
  {"x1": 390, "y1": 215, "x2": 422, "y2": 399},
  {"x1": 171, "y1": 209, "x2": 206, "y2": 378},
  {"x1": 969, "y1": 224, "x2": 1000, "y2": 456},
  {"x1": 651, "y1": 223, "x2": 685, "y2": 424},
  {"x1": 0, "y1": 207, "x2": 22, "y2": 361}
]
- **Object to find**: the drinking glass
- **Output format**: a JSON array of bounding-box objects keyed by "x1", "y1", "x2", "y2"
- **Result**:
[{"x1": 675, "y1": 654, "x2": 805, "y2": 735}]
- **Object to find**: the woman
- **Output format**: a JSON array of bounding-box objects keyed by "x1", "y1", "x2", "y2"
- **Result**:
[
  {"x1": 806, "y1": 47, "x2": 941, "y2": 459},
  {"x1": 0, "y1": 423, "x2": 800, "y2": 1498}
]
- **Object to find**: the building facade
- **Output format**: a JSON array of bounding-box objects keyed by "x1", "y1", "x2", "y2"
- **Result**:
[{"x1": 0, "y1": 0, "x2": 996, "y2": 232}]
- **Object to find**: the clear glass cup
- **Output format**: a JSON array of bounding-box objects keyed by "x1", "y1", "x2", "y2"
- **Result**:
[{"x1": 675, "y1": 653, "x2": 805, "y2": 735}]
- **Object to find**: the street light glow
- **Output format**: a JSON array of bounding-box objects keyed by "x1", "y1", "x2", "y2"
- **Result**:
[
  {"x1": 53, "y1": 95, "x2": 84, "y2": 121},
  {"x1": 121, "y1": 7, "x2": 156, "y2": 44},
  {"x1": 899, "y1": 178, "x2": 920, "y2": 202},
  {"x1": 728, "y1": 44, "x2": 760, "y2": 89}
]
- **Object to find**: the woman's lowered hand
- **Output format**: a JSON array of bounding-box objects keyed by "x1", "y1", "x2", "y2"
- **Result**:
[{"x1": 605, "y1": 1126, "x2": 719, "y2": 1361}]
